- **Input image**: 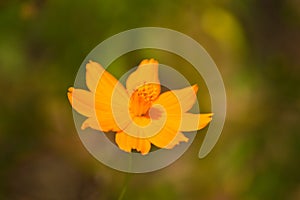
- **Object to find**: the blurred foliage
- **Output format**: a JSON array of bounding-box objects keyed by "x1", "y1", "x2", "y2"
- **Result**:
[{"x1": 1, "y1": 0, "x2": 300, "y2": 199}]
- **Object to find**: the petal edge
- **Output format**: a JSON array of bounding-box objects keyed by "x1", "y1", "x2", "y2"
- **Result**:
[
  {"x1": 67, "y1": 87, "x2": 94, "y2": 117},
  {"x1": 126, "y1": 59, "x2": 160, "y2": 95},
  {"x1": 180, "y1": 113, "x2": 213, "y2": 132}
]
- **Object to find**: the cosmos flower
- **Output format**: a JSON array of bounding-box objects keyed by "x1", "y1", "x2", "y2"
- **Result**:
[{"x1": 68, "y1": 59, "x2": 212, "y2": 155}]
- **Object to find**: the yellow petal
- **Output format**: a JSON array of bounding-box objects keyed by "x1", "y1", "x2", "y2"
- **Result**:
[
  {"x1": 94, "y1": 62, "x2": 129, "y2": 132},
  {"x1": 86, "y1": 61, "x2": 103, "y2": 92},
  {"x1": 67, "y1": 87, "x2": 94, "y2": 117},
  {"x1": 126, "y1": 59, "x2": 160, "y2": 95},
  {"x1": 164, "y1": 132, "x2": 189, "y2": 149},
  {"x1": 81, "y1": 117, "x2": 100, "y2": 130},
  {"x1": 149, "y1": 91, "x2": 182, "y2": 148},
  {"x1": 153, "y1": 89, "x2": 182, "y2": 114},
  {"x1": 171, "y1": 84, "x2": 198, "y2": 112},
  {"x1": 149, "y1": 124, "x2": 179, "y2": 148},
  {"x1": 180, "y1": 113, "x2": 213, "y2": 132},
  {"x1": 120, "y1": 105, "x2": 167, "y2": 139},
  {"x1": 198, "y1": 113, "x2": 213, "y2": 129},
  {"x1": 115, "y1": 131, "x2": 151, "y2": 155}
]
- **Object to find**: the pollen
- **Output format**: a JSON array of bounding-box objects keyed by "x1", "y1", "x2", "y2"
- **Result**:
[
  {"x1": 130, "y1": 83, "x2": 160, "y2": 117},
  {"x1": 136, "y1": 84, "x2": 159, "y2": 102}
]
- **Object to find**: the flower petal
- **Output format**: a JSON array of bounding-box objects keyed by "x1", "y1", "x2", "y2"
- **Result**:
[
  {"x1": 67, "y1": 87, "x2": 94, "y2": 117},
  {"x1": 115, "y1": 131, "x2": 151, "y2": 155},
  {"x1": 118, "y1": 104, "x2": 167, "y2": 139},
  {"x1": 171, "y1": 84, "x2": 198, "y2": 112},
  {"x1": 86, "y1": 61, "x2": 103, "y2": 92},
  {"x1": 81, "y1": 117, "x2": 100, "y2": 130},
  {"x1": 164, "y1": 132, "x2": 189, "y2": 149},
  {"x1": 153, "y1": 89, "x2": 182, "y2": 114},
  {"x1": 149, "y1": 92, "x2": 182, "y2": 148},
  {"x1": 94, "y1": 62, "x2": 130, "y2": 132},
  {"x1": 149, "y1": 124, "x2": 180, "y2": 148},
  {"x1": 126, "y1": 59, "x2": 160, "y2": 95},
  {"x1": 180, "y1": 113, "x2": 213, "y2": 132}
]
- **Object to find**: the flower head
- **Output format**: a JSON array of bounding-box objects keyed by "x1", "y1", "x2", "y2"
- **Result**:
[{"x1": 68, "y1": 59, "x2": 212, "y2": 155}]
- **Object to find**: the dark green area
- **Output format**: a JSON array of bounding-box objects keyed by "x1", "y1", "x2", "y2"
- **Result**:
[{"x1": 1, "y1": 0, "x2": 300, "y2": 199}]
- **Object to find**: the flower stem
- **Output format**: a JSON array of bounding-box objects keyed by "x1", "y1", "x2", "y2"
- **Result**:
[
  {"x1": 117, "y1": 172, "x2": 132, "y2": 200},
  {"x1": 117, "y1": 154, "x2": 133, "y2": 200}
]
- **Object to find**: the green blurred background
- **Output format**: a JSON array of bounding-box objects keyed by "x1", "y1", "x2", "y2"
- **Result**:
[{"x1": 1, "y1": 0, "x2": 300, "y2": 199}]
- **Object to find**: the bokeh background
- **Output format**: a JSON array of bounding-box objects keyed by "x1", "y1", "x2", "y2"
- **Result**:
[{"x1": 1, "y1": 0, "x2": 300, "y2": 199}]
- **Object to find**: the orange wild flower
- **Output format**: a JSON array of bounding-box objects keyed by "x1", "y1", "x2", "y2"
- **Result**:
[{"x1": 67, "y1": 59, "x2": 212, "y2": 155}]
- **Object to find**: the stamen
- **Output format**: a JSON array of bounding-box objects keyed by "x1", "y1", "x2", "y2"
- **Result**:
[{"x1": 129, "y1": 83, "x2": 160, "y2": 117}]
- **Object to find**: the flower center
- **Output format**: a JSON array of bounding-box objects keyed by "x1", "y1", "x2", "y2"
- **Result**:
[{"x1": 129, "y1": 83, "x2": 160, "y2": 117}]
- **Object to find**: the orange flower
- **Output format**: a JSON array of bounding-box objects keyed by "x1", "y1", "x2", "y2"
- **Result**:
[{"x1": 68, "y1": 59, "x2": 212, "y2": 155}]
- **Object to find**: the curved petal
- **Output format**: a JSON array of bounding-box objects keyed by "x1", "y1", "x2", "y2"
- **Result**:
[
  {"x1": 67, "y1": 87, "x2": 94, "y2": 117},
  {"x1": 94, "y1": 62, "x2": 130, "y2": 132},
  {"x1": 180, "y1": 113, "x2": 213, "y2": 132},
  {"x1": 86, "y1": 61, "x2": 103, "y2": 92},
  {"x1": 171, "y1": 84, "x2": 198, "y2": 112},
  {"x1": 119, "y1": 104, "x2": 167, "y2": 139},
  {"x1": 153, "y1": 89, "x2": 182, "y2": 114},
  {"x1": 149, "y1": 91, "x2": 182, "y2": 148},
  {"x1": 126, "y1": 59, "x2": 160, "y2": 95},
  {"x1": 81, "y1": 117, "x2": 100, "y2": 130},
  {"x1": 164, "y1": 132, "x2": 189, "y2": 149},
  {"x1": 149, "y1": 123, "x2": 180, "y2": 148},
  {"x1": 115, "y1": 132, "x2": 151, "y2": 155}
]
